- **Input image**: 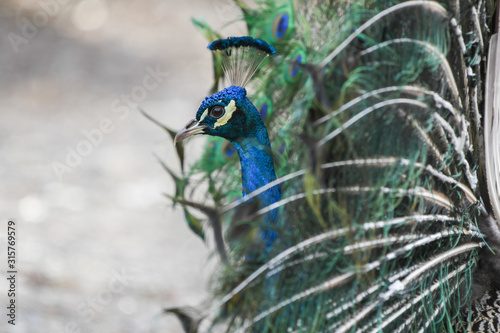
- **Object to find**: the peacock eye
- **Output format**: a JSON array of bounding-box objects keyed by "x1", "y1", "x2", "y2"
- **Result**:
[{"x1": 209, "y1": 105, "x2": 225, "y2": 119}]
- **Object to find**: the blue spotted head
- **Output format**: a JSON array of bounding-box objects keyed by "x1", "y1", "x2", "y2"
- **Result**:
[
  {"x1": 174, "y1": 37, "x2": 276, "y2": 145},
  {"x1": 174, "y1": 85, "x2": 265, "y2": 143}
]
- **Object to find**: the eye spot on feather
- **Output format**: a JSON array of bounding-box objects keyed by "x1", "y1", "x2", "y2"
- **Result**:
[
  {"x1": 279, "y1": 143, "x2": 286, "y2": 154},
  {"x1": 285, "y1": 50, "x2": 306, "y2": 83},
  {"x1": 291, "y1": 55, "x2": 302, "y2": 76},
  {"x1": 222, "y1": 141, "x2": 236, "y2": 159},
  {"x1": 272, "y1": 12, "x2": 289, "y2": 40},
  {"x1": 214, "y1": 100, "x2": 237, "y2": 128},
  {"x1": 255, "y1": 97, "x2": 273, "y2": 123},
  {"x1": 259, "y1": 103, "x2": 268, "y2": 121}
]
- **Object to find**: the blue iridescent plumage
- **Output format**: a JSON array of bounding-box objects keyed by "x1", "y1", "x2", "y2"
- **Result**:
[{"x1": 175, "y1": 39, "x2": 281, "y2": 249}]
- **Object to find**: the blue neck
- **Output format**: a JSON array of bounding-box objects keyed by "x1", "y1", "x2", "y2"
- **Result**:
[{"x1": 232, "y1": 132, "x2": 281, "y2": 248}]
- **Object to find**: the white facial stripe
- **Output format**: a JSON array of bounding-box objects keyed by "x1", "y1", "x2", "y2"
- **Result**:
[
  {"x1": 214, "y1": 100, "x2": 237, "y2": 128},
  {"x1": 198, "y1": 109, "x2": 209, "y2": 123}
]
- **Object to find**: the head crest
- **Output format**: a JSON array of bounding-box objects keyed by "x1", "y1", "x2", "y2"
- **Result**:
[{"x1": 208, "y1": 36, "x2": 276, "y2": 88}]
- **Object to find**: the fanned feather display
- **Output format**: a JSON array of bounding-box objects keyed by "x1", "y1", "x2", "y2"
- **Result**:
[{"x1": 160, "y1": 0, "x2": 500, "y2": 332}]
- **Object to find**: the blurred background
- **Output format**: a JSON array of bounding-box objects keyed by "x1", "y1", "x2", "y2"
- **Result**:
[{"x1": 0, "y1": 0, "x2": 244, "y2": 331}]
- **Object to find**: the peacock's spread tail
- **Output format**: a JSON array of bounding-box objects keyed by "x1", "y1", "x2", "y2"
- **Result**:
[{"x1": 163, "y1": 0, "x2": 500, "y2": 332}]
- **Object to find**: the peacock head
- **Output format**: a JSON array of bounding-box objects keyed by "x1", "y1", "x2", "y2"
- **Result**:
[
  {"x1": 174, "y1": 36, "x2": 276, "y2": 145},
  {"x1": 174, "y1": 85, "x2": 265, "y2": 144}
]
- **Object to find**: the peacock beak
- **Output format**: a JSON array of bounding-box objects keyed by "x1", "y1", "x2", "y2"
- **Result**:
[{"x1": 174, "y1": 118, "x2": 208, "y2": 145}]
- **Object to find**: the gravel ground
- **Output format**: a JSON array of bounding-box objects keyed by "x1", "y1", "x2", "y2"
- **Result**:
[{"x1": 0, "y1": 1, "x2": 242, "y2": 332}]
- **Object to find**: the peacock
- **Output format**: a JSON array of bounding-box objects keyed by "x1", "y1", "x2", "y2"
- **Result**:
[{"x1": 156, "y1": 0, "x2": 500, "y2": 331}]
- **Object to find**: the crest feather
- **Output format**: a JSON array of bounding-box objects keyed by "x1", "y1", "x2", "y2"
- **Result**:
[{"x1": 208, "y1": 36, "x2": 276, "y2": 88}]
